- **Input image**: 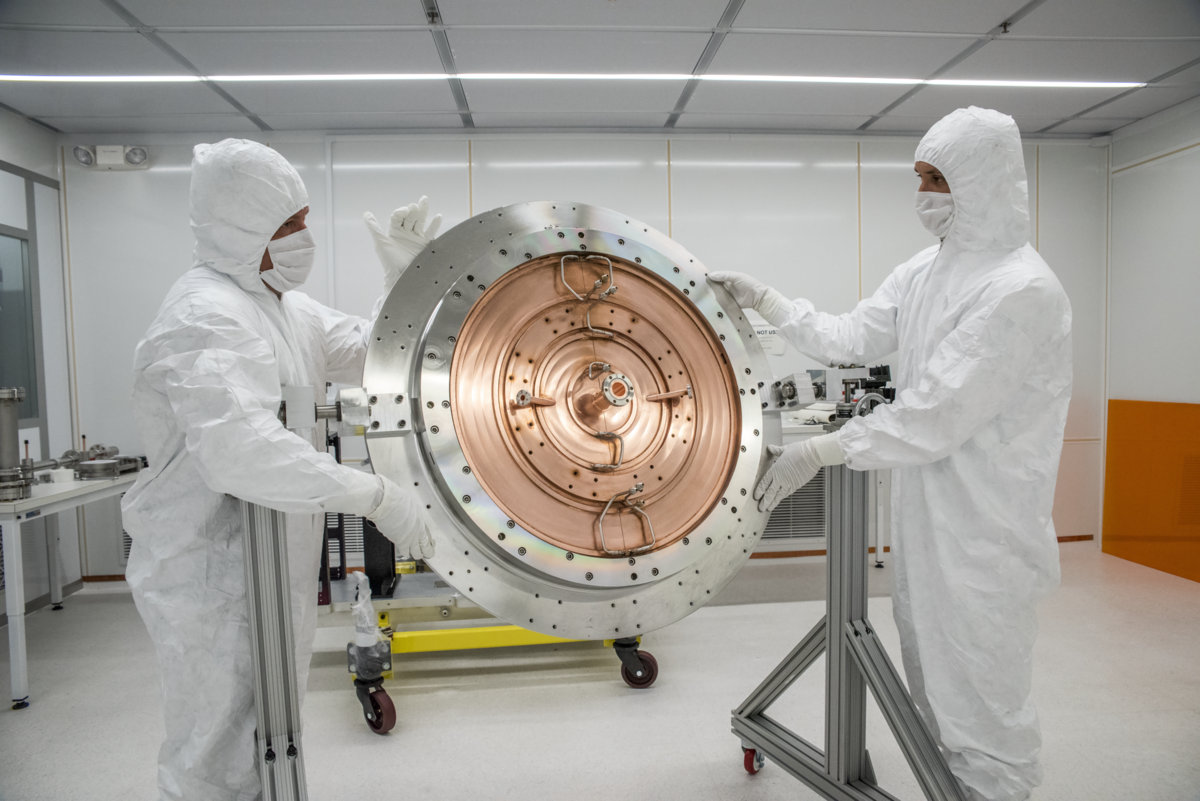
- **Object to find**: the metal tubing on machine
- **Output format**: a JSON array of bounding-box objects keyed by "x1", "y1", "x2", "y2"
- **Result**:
[
  {"x1": 731, "y1": 464, "x2": 965, "y2": 801},
  {"x1": 241, "y1": 500, "x2": 308, "y2": 801}
]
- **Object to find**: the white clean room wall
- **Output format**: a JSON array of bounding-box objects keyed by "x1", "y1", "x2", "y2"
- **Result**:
[
  {"x1": 1036, "y1": 143, "x2": 1109, "y2": 540},
  {"x1": 0, "y1": 106, "x2": 58, "y2": 180},
  {"x1": 471, "y1": 137, "x2": 670, "y2": 233},
  {"x1": 671, "y1": 136, "x2": 860, "y2": 378},
  {"x1": 330, "y1": 137, "x2": 473, "y2": 320},
  {"x1": 63, "y1": 145, "x2": 194, "y2": 456},
  {"x1": 49, "y1": 128, "x2": 1111, "y2": 555},
  {"x1": 1109, "y1": 111, "x2": 1200, "y2": 404}
]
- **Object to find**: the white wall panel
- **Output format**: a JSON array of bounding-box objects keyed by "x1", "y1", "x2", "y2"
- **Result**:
[
  {"x1": 35, "y1": 182, "x2": 81, "y2": 584},
  {"x1": 1109, "y1": 145, "x2": 1200, "y2": 403},
  {"x1": 1035, "y1": 144, "x2": 1108, "y2": 439},
  {"x1": 63, "y1": 145, "x2": 194, "y2": 457},
  {"x1": 0, "y1": 106, "x2": 57, "y2": 180},
  {"x1": 671, "y1": 137, "x2": 859, "y2": 377},
  {"x1": 470, "y1": 138, "x2": 670, "y2": 233},
  {"x1": 1111, "y1": 96, "x2": 1200, "y2": 170},
  {"x1": 0, "y1": 169, "x2": 26, "y2": 228},
  {"x1": 329, "y1": 138, "x2": 472, "y2": 320},
  {"x1": 1053, "y1": 440, "x2": 1102, "y2": 539},
  {"x1": 860, "y1": 138, "x2": 932, "y2": 298}
]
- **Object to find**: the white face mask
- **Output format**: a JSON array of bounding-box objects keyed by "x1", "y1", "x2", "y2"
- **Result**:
[
  {"x1": 915, "y1": 191, "x2": 955, "y2": 239},
  {"x1": 261, "y1": 228, "x2": 315, "y2": 293}
]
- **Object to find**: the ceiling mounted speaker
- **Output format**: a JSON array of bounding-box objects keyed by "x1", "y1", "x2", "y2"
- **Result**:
[{"x1": 358, "y1": 202, "x2": 779, "y2": 640}]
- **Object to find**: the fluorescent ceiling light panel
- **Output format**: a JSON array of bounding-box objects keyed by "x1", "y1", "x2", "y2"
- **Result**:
[{"x1": 0, "y1": 73, "x2": 1146, "y2": 89}]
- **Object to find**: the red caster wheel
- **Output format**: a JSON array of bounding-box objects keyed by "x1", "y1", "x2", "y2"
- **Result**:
[
  {"x1": 743, "y1": 747, "x2": 765, "y2": 774},
  {"x1": 620, "y1": 650, "x2": 659, "y2": 689},
  {"x1": 365, "y1": 688, "x2": 396, "y2": 734}
]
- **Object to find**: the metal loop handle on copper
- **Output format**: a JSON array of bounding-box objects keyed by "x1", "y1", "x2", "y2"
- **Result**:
[
  {"x1": 559, "y1": 254, "x2": 617, "y2": 301},
  {"x1": 590, "y1": 430, "x2": 624, "y2": 472},
  {"x1": 596, "y1": 482, "x2": 658, "y2": 556}
]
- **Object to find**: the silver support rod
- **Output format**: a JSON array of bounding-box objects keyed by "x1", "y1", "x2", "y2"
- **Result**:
[
  {"x1": 241, "y1": 501, "x2": 308, "y2": 801},
  {"x1": 731, "y1": 465, "x2": 965, "y2": 801}
]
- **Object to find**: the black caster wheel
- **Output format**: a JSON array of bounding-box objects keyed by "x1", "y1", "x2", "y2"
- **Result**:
[
  {"x1": 620, "y1": 650, "x2": 659, "y2": 689},
  {"x1": 743, "y1": 747, "x2": 765, "y2": 774},
  {"x1": 364, "y1": 688, "x2": 396, "y2": 734}
]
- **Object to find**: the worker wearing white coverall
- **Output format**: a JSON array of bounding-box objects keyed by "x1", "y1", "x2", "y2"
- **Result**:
[
  {"x1": 710, "y1": 107, "x2": 1072, "y2": 801},
  {"x1": 122, "y1": 138, "x2": 439, "y2": 801}
]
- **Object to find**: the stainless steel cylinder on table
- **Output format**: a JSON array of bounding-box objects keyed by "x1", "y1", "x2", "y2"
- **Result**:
[{"x1": 0, "y1": 388, "x2": 29, "y2": 501}]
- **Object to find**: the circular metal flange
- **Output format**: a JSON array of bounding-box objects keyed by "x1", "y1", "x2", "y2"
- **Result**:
[{"x1": 363, "y1": 201, "x2": 780, "y2": 640}]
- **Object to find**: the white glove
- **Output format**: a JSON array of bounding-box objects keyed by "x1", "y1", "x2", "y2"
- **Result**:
[
  {"x1": 753, "y1": 433, "x2": 847, "y2": 513},
  {"x1": 363, "y1": 195, "x2": 442, "y2": 293},
  {"x1": 707, "y1": 271, "x2": 792, "y2": 327},
  {"x1": 367, "y1": 476, "x2": 435, "y2": 560}
]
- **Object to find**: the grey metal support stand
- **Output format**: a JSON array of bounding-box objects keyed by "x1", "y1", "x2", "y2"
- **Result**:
[
  {"x1": 731, "y1": 465, "x2": 965, "y2": 801},
  {"x1": 241, "y1": 501, "x2": 309, "y2": 801}
]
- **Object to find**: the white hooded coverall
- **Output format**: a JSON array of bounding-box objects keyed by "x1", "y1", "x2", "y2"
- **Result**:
[
  {"x1": 122, "y1": 139, "x2": 386, "y2": 801},
  {"x1": 775, "y1": 108, "x2": 1072, "y2": 800}
]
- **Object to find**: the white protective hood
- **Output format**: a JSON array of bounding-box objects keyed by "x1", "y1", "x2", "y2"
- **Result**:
[
  {"x1": 190, "y1": 138, "x2": 309, "y2": 294},
  {"x1": 915, "y1": 106, "x2": 1030, "y2": 252}
]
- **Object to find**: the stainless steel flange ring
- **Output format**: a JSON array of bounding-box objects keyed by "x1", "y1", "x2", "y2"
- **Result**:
[{"x1": 360, "y1": 201, "x2": 780, "y2": 640}]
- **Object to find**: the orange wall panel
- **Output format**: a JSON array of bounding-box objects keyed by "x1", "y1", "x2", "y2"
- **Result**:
[{"x1": 1103, "y1": 400, "x2": 1200, "y2": 582}]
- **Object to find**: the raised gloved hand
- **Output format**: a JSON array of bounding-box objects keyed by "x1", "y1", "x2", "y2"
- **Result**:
[
  {"x1": 363, "y1": 195, "x2": 442, "y2": 293},
  {"x1": 753, "y1": 433, "x2": 846, "y2": 513},
  {"x1": 367, "y1": 475, "x2": 435, "y2": 560},
  {"x1": 707, "y1": 271, "x2": 792, "y2": 327}
]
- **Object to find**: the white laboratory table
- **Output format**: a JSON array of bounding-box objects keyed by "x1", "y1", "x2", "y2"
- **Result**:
[{"x1": 1, "y1": 473, "x2": 137, "y2": 709}]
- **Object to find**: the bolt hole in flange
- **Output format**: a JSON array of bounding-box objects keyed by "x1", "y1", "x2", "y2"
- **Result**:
[{"x1": 362, "y1": 202, "x2": 779, "y2": 642}]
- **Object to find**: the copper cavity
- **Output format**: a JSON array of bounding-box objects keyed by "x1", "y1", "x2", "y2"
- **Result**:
[{"x1": 449, "y1": 253, "x2": 741, "y2": 558}]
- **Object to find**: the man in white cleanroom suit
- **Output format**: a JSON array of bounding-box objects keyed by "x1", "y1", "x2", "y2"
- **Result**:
[
  {"x1": 710, "y1": 107, "x2": 1072, "y2": 801},
  {"x1": 122, "y1": 138, "x2": 440, "y2": 801}
]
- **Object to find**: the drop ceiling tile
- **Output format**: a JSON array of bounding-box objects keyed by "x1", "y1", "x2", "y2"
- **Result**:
[
  {"x1": 707, "y1": 32, "x2": 968, "y2": 77},
  {"x1": 461, "y1": 79, "x2": 685, "y2": 114},
  {"x1": 0, "y1": 0, "x2": 128, "y2": 26},
  {"x1": 470, "y1": 111, "x2": 672, "y2": 129},
  {"x1": 439, "y1": 0, "x2": 729, "y2": 27},
  {"x1": 118, "y1": 0, "x2": 428, "y2": 27},
  {"x1": 160, "y1": 30, "x2": 443, "y2": 75},
  {"x1": 674, "y1": 112, "x2": 874, "y2": 131},
  {"x1": 258, "y1": 112, "x2": 466, "y2": 131},
  {"x1": 734, "y1": 0, "x2": 1029, "y2": 35},
  {"x1": 0, "y1": 29, "x2": 189, "y2": 74},
  {"x1": 1079, "y1": 84, "x2": 1200, "y2": 120},
  {"x1": 446, "y1": 28, "x2": 711, "y2": 73},
  {"x1": 1046, "y1": 118, "x2": 1140, "y2": 135},
  {"x1": 0, "y1": 82, "x2": 240, "y2": 118},
  {"x1": 1017, "y1": 0, "x2": 1200, "y2": 37},
  {"x1": 686, "y1": 81, "x2": 911, "y2": 116},
  {"x1": 885, "y1": 84, "x2": 1130, "y2": 125},
  {"x1": 946, "y1": 37, "x2": 1200, "y2": 83},
  {"x1": 220, "y1": 80, "x2": 460, "y2": 115},
  {"x1": 42, "y1": 113, "x2": 262, "y2": 135}
]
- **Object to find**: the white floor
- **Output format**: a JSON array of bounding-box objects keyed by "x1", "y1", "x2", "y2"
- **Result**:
[{"x1": 2, "y1": 541, "x2": 1199, "y2": 801}]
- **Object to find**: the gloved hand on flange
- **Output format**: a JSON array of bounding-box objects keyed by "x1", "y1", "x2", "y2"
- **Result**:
[
  {"x1": 707, "y1": 271, "x2": 793, "y2": 327},
  {"x1": 364, "y1": 195, "x2": 442, "y2": 294},
  {"x1": 367, "y1": 475, "x2": 435, "y2": 559},
  {"x1": 753, "y1": 433, "x2": 846, "y2": 513}
]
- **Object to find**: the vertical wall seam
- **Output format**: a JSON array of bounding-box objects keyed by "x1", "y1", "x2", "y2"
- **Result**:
[
  {"x1": 57, "y1": 146, "x2": 89, "y2": 565},
  {"x1": 857, "y1": 141, "x2": 863, "y2": 300},
  {"x1": 667, "y1": 140, "x2": 673, "y2": 239},
  {"x1": 468, "y1": 140, "x2": 474, "y2": 217},
  {"x1": 1099, "y1": 142, "x2": 1112, "y2": 550},
  {"x1": 324, "y1": 136, "x2": 336, "y2": 310}
]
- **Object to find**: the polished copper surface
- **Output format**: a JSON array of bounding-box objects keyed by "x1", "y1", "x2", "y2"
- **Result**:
[{"x1": 450, "y1": 253, "x2": 741, "y2": 558}]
